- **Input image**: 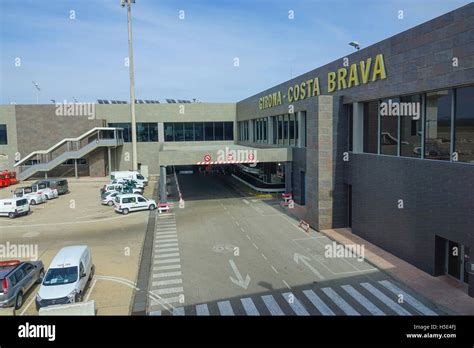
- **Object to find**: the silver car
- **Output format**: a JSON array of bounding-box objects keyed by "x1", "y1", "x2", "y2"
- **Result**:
[{"x1": 0, "y1": 260, "x2": 45, "y2": 309}]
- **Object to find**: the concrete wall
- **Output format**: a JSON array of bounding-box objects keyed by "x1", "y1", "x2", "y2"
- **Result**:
[
  {"x1": 0, "y1": 105, "x2": 18, "y2": 171},
  {"x1": 344, "y1": 153, "x2": 474, "y2": 275}
]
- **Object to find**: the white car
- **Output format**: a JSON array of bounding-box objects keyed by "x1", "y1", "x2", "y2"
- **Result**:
[
  {"x1": 13, "y1": 187, "x2": 47, "y2": 205},
  {"x1": 101, "y1": 183, "x2": 142, "y2": 195},
  {"x1": 101, "y1": 191, "x2": 120, "y2": 206},
  {"x1": 111, "y1": 171, "x2": 148, "y2": 186},
  {"x1": 0, "y1": 198, "x2": 30, "y2": 219},
  {"x1": 114, "y1": 194, "x2": 156, "y2": 215},
  {"x1": 111, "y1": 178, "x2": 144, "y2": 190},
  {"x1": 31, "y1": 183, "x2": 58, "y2": 200},
  {"x1": 36, "y1": 245, "x2": 94, "y2": 310}
]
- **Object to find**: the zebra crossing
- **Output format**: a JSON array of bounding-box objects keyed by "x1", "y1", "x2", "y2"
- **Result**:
[
  {"x1": 149, "y1": 279, "x2": 440, "y2": 316},
  {"x1": 148, "y1": 212, "x2": 185, "y2": 313}
]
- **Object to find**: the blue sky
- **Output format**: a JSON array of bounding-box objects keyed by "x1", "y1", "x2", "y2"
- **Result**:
[{"x1": 0, "y1": 0, "x2": 471, "y2": 104}]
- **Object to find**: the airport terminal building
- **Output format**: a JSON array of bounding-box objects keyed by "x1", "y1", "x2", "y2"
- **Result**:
[{"x1": 1, "y1": 4, "x2": 473, "y2": 295}]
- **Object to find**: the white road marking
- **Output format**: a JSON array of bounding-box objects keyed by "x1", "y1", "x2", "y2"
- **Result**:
[
  {"x1": 149, "y1": 310, "x2": 162, "y2": 316},
  {"x1": 282, "y1": 280, "x2": 291, "y2": 289},
  {"x1": 154, "y1": 287, "x2": 184, "y2": 295},
  {"x1": 246, "y1": 235, "x2": 251, "y2": 240},
  {"x1": 242, "y1": 199, "x2": 249, "y2": 205},
  {"x1": 252, "y1": 243, "x2": 259, "y2": 250},
  {"x1": 378, "y1": 280, "x2": 437, "y2": 315},
  {"x1": 217, "y1": 300, "x2": 235, "y2": 315},
  {"x1": 155, "y1": 235, "x2": 178, "y2": 240},
  {"x1": 154, "y1": 264, "x2": 181, "y2": 271},
  {"x1": 261, "y1": 253, "x2": 267, "y2": 260},
  {"x1": 282, "y1": 292, "x2": 309, "y2": 315},
  {"x1": 302, "y1": 290, "x2": 335, "y2": 316},
  {"x1": 196, "y1": 304, "x2": 210, "y2": 315},
  {"x1": 156, "y1": 243, "x2": 178, "y2": 248},
  {"x1": 152, "y1": 279, "x2": 183, "y2": 287},
  {"x1": 150, "y1": 296, "x2": 181, "y2": 305},
  {"x1": 341, "y1": 285, "x2": 385, "y2": 315},
  {"x1": 154, "y1": 258, "x2": 181, "y2": 264},
  {"x1": 241, "y1": 298, "x2": 260, "y2": 316},
  {"x1": 322, "y1": 287, "x2": 360, "y2": 315},
  {"x1": 262, "y1": 295, "x2": 284, "y2": 316},
  {"x1": 155, "y1": 252, "x2": 180, "y2": 258},
  {"x1": 360, "y1": 282, "x2": 411, "y2": 316},
  {"x1": 84, "y1": 278, "x2": 98, "y2": 302},
  {"x1": 153, "y1": 271, "x2": 182, "y2": 278},
  {"x1": 155, "y1": 238, "x2": 178, "y2": 243},
  {"x1": 271, "y1": 265, "x2": 279, "y2": 274},
  {"x1": 155, "y1": 247, "x2": 179, "y2": 253},
  {"x1": 235, "y1": 221, "x2": 240, "y2": 226}
]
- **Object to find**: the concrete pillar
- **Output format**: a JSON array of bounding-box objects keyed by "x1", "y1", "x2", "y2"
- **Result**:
[
  {"x1": 159, "y1": 165, "x2": 167, "y2": 203},
  {"x1": 297, "y1": 111, "x2": 306, "y2": 148},
  {"x1": 107, "y1": 148, "x2": 112, "y2": 175},
  {"x1": 158, "y1": 123, "x2": 165, "y2": 143},
  {"x1": 267, "y1": 116, "x2": 274, "y2": 145},
  {"x1": 74, "y1": 159, "x2": 78, "y2": 178},
  {"x1": 284, "y1": 162, "x2": 292, "y2": 193},
  {"x1": 249, "y1": 120, "x2": 254, "y2": 143},
  {"x1": 352, "y1": 102, "x2": 364, "y2": 153}
]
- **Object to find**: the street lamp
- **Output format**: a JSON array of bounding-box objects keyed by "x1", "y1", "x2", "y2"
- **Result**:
[
  {"x1": 32, "y1": 81, "x2": 41, "y2": 104},
  {"x1": 121, "y1": 0, "x2": 138, "y2": 172}
]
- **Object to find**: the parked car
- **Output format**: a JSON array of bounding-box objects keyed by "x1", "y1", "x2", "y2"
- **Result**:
[
  {"x1": 114, "y1": 194, "x2": 156, "y2": 215},
  {"x1": 0, "y1": 198, "x2": 30, "y2": 219},
  {"x1": 0, "y1": 260, "x2": 45, "y2": 309},
  {"x1": 111, "y1": 178, "x2": 144, "y2": 190},
  {"x1": 30, "y1": 183, "x2": 58, "y2": 200},
  {"x1": 111, "y1": 171, "x2": 148, "y2": 186},
  {"x1": 101, "y1": 191, "x2": 120, "y2": 206},
  {"x1": 13, "y1": 187, "x2": 47, "y2": 205},
  {"x1": 33, "y1": 179, "x2": 69, "y2": 195},
  {"x1": 100, "y1": 183, "x2": 142, "y2": 196},
  {"x1": 36, "y1": 245, "x2": 94, "y2": 310}
]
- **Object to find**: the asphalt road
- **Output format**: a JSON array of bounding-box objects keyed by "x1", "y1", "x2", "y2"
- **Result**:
[{"x1": 147, "y1": 173, "x2": 445, "y2": 316}]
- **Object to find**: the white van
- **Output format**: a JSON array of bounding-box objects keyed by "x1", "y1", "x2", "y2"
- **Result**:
[
  {"x1": 35, "y1": 245, "x2": 94, "y2": 310},
  {"x1": 0, "y1": 198, "x2": 30, "y2": 219},
  {"x1": 111, "y1": 171, "x2": 148, "y2": 186},
  {"x1": 114, "y1": 194, "x2": 156, "y2": 215}
]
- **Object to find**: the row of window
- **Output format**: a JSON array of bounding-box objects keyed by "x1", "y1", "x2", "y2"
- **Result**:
[
  {"x1": 108, "y1": 123, "x2": 158, "y2": 142},
  {"x1": 0, "y1": 125, "x2": 7, "y2": 145},
  {"x1": 164, "y1": 122, "x2": 233, "y2": 142},
  {"x1": 238, "y1": 114, "x2": 305, "y2": 147},
  {"x1": 356, "y1": 86, "x2": 474, "y2": 163}
]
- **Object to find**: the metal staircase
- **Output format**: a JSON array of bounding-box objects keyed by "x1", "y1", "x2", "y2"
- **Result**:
[{"x1": 14, "y1": 127, "x2": 124, "y2": 180}]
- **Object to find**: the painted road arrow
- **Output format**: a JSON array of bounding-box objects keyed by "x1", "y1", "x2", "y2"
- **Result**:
[
  {"x1": 293, "y1": 253, "x2": 325, "y2": 280},
  {"x1": 229, "y1": 259, "x2": 251, "y2": 289}
]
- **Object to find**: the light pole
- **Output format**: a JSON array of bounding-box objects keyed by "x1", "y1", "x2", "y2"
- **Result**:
[
  {"x1": 32, "y1": 81, "x2": 40, "y2": 104},
  {"x1": 122, "y1": 0, "x2": 138, "y2": 171}
]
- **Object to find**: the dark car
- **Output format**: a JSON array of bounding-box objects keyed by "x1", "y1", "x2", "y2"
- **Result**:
[
  {"x1": 33, "y1": 178, "x2": 69, "y2": 195},
  {"x1": 0, "y1": 260, "x2": 45, "y2": 309}
]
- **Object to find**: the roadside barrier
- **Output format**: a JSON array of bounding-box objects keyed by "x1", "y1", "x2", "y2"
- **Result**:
[
  {"x1": 173, "y1": 166, "x2": 185, "y2": 209},
  {"x1": 158, "y1": 203, "x2": 173, "y2": 214},
  {"x1": 38, "y1": 301, "x2": 95, "y2": 316},
  {"x1": 281, "y1": 193, "x2": 293, "y2": 206},
  {"x1": 298, "y1": 220, "x2": 310, "y2": 233}
]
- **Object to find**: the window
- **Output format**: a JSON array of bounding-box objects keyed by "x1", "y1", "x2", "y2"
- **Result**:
[
  {"x1": 214, "y1": 122, "x2": 223, "y2": 140},
  {"x1": 23, "y1": 263, "x2": 34, "y2": 274},
  {"x1": 380, "y1": 98, "x2": 399, "y2": 156},
  {"x1": 224, "y1": 122, "x2": 233, "y2": 140},
  {"x1": 347, "y1": 105, "x2": 353, "y2": 151},
  {"x1": 195, "y1": 123, "x2": 204, "y2": 141},
  {"x1": 109, "y1": 123, "x2": 131, "y2": 142},
  {"x1": 137, "y1": 122, "x2": 158, "y2": 142},
  {"x1": 204, "y1": 122, "x2": 214, "y2": 140},
  {"x1": 425, "y1": 90, "x2": 452, "y2": 160},
  {"x1": 400, "y1": 95, "x2": 422, "y2": 158},
  {"x1": 278, "y1": 115, "x2": 284, "y2": 145},
  {"x1": 123, "y1": 197, "x2": 136, "y2": 204},
  {"x1": 289, "y1": 114, "x2": 295, "y2": 146},
  {"x1": 184, "y1": 123, "x2": 194, "y2": 141},
  {"x1": 272, "y1": 116, "x2": 278, "y2": 144},
  {"x1": 283, "y1": 114, "x2": 289, "y2": 145},
  {"x1": 137, "y1": 197, "x2": 146, "y2": 203},
  {"x1": 174, "y1": 123, "x2": 185, "y2": 141},
  {"x1": 0, "y1": 124, "x2": 7, "y2": 145},
  {"x1": 363, "y1": 101, "x2": 378, "y2": 154},
  {"x1": 164, "y1": 123, "x2": 174, "y2": 141},
  {"x1": 455, "y1": 86, "x2": 474, "y2": 163}
]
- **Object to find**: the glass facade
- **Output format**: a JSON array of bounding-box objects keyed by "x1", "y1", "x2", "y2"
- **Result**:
[
  {"x1": 164, "y1": 122, "x2": 233, "y2": 142},
  {"x1": 238, "y1": 121, "x2": 249, "y2": 141},
  {"x1": 109, "y1": 122, "x2": 158, "y2": 142},
  {"x1": 454, "y1": 86, "x2": 474, "y2": 163},
  {"x1": 357, "y1": 86, "x2": 474, "y2": 164},
  {"x1": 0, "y1": 124, "x2": 7, "y2": 145}
]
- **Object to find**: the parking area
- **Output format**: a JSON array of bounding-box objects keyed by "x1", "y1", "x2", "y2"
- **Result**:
[{"x1": 0, "y1": 178, "x2": 155, "y2": 315}]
